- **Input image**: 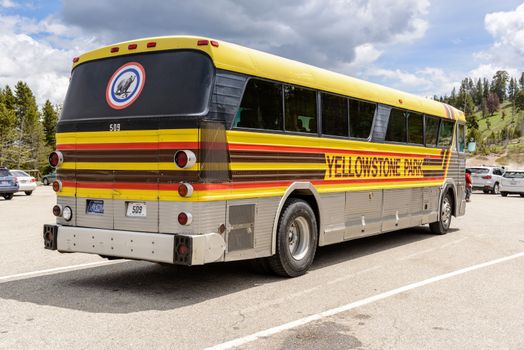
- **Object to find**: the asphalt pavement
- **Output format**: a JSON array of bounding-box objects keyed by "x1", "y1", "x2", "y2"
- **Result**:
[{"x1": 0, "y1": 186, "x2": 523, "y2": 349}]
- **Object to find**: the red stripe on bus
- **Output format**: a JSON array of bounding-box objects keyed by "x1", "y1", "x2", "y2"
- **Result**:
[
  {"x1": 228, "y1": 143, "x2": 443, "y2": 159},
  {"x1": 57, "y1": 142, "x2": 199, "y2": 151}
]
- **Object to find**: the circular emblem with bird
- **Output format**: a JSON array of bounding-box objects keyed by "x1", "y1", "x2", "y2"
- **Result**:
[{"x1": 106, "y1": 62, "x2": 146, "y2": 109}]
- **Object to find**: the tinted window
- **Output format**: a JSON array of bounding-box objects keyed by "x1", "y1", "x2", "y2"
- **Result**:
[
  {"x1": 236, "y1": 79, "x2": 283, "y2": 130},
  {"x1": 407, "y1": 112, "x2": 423, "y2": 144},
  {"x1": 61, "y1": 51, "x2": 214, "y2": 121},
  {"x1": 504, "y1": 171, "x2": 524, "y2": 178},
  {"x1": 457, "y1": 124, "x2": 466, "y2": 152},
  {"x1": 0, "y1": 169, "x2": 10, "y2": 176},
  {"x1": 425, "y1": 116, "x2": 440, "y2": 147},
  {"x1": 386, "y1": 108, "x2": 407, "y2": 142},
  {"x1": 321, "y1": 93, "x2": 348, "y2": 137},
  {"x1": 469, "y1": 168, "x2": 489, "y2": 174},
  {"x1": 438, "y1": 120, "x2": 454, "y2": 147},
  {"x1": 284, "y1": 85, "x2": 317, "y2": 133},
  {"x1": 12, "y1": 170, "x2": 29, "y2": 177},
  {"x1": 349, "y1": 99, "x2": 375, "y2": 138}
]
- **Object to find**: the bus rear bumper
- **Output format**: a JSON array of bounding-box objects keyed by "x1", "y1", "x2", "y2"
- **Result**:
[{"x1": 43, "y1": 224, "x2": 226, "y2": 265}]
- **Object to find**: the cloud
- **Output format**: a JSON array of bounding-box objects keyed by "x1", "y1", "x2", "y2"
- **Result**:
[
  {"x1": 0, "y1": 13, "x2": 101, "y2": 105},
  {"x1": 0, "y1": 0, "x2": 16, "y2": 8},
  {"x1": 471, "y1": 3, "x2": 524, "y2": 78},
  {"x1": 59, "y1": 0, "x2": 430, "y2": 69},
  {"x1": 366, "y1": 66, "x2": 459, "y2": 98},
  {"x1": 1, "y1": 1, "x2": 431, "y2": 104}
]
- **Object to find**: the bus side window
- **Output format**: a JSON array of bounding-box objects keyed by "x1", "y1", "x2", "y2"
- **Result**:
[
  {"x1": 349, "y1": 99, "x2": 375, "y2": 139},
  {"x1": 425, "y1": 116, "x2": 439, "y2": 147},
  {"x1": 438, "y1": 120, "x2": 454, "y2": 148},
  {"x1": 321, "y1": 93, "x2": 348, "y2": 137},
  {"x1": 457, "y1": 124, "x2": 466, "y2": 152},
  {"x1": 284, "y1": 85, "x2": 317, "y2": 133},
  {"x1": 237, "y1": 79, "x2": 283, "y2": 130},
  {"x1": 385, "y1": 108, "x2": 407, "y2": 143},
  {"x1": 407, "y1": 112, "x2": 424, "y2": 145}
]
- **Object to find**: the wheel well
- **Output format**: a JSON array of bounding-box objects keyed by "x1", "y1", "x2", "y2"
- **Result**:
[
  {"x1": 284, "y1": 190, "x2": 320, "y2": 234},
  {"x1": 446, "y1": 187, "x2": 456, "y2": 217}
]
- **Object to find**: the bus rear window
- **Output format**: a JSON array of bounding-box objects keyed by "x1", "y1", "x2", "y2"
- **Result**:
[{"x1": 60, "y1": 50, "x2": 214, "y2": 121}]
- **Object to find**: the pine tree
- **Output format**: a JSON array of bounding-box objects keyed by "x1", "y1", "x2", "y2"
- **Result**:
[
  {"x1": 519, "y1": 72, "x2": 524, "y2": 90},
  {"x1": 508, "y1": 78, "x2": 519, "y2": 101},
  {"x1": 0, "y1": 103, "x2": 17, "y2": 167},
  {"x1": 1, "y1": 85, "x2": 16, "y2": 110},
  {"x1": 486, "y1": 92, "x2": 500, "y2": 115},
  {"x1": 42, "y1": 100, "x2": 58, "y2": 147},
  {"x1": 491, "y1": 70, "x2": 509, "y2": 102},
  {"x1": 14, "y1": 81, "x2": 42, "y2": 169},
  {"x1": 482, "y1": 78, "x2": 490, "y2": 99},
  {"x1": 473, "y1": 78, "x2": 484, "y2": 106}
]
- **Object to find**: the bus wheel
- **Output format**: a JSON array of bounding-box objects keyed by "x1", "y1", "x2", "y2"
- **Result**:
[
  {"x1": 268, "y1": 199, "x2": 318, "y2": 277},
  {"x1": 429, "y1": 191, "x2": 452, "y2": 235}
]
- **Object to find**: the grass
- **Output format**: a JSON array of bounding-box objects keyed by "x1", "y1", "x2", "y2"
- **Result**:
[{"x1": 475, "y1": 102, "x2": 523, "y2": 141}]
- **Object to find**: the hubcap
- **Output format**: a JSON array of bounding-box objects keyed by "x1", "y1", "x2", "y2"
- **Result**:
[
  {"x1": 287, "y1": 216, "x2": 311, "y2": 261},
  {"x1": 441, "y1": 197, "x2": 452, "y2": 229}
]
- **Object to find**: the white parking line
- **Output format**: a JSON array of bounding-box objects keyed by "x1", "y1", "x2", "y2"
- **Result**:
[
  {"x1": 206, "y1": 251, "x2": 524, "y2": 350},
  {"x1": 0, "y1": 260, "x2": 126, "y2": 284}
]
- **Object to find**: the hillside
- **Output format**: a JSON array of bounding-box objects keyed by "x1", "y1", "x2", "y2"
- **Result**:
[{"x1": 468, "y1": 101, "x2": 524, "y2": 167}]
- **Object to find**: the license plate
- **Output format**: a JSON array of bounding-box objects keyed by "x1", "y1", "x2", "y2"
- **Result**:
[
  {"x1": 86, "y1": 200, "x2": 104, "y2": 214},
  {"x1": 126, "y1": 202, "x2": 146, "y2": 217},
  {"x1": 1, "y1": 181, "x2": 8, "y2": 185}
]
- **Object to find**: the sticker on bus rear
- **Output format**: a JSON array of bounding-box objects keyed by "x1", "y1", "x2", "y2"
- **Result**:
[{"x1": 106, "y1": 62, "x2": 146, "y2": 110}]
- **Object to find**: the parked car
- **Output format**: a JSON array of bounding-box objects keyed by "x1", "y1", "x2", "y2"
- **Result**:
[
  {"x1": 500, "y1": 170, "x2": 524, "y2": 197},
  {"x1": 10, "y1": 169, "x2": 37, "y2": 195},
  {"x1": 0, "y1": 167, "x2": 19, "y2": 200},
  {"x1": 42, "y1": 171, "x2": 57, "y2": 186},
  {"x1": 468, "y1": 166, "x2": 505, "y2": 194}
]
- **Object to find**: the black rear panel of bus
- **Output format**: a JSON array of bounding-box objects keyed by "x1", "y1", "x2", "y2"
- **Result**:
[{"x1": 60, "y1": 50, "x2": 214, "y2": 123}]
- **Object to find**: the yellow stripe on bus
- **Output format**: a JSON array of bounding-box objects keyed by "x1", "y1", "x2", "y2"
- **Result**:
[{"x1": 56, "y1": 129, "x2": 199, "y2": 144}]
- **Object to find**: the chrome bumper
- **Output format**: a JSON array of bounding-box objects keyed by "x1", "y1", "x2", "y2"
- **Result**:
[{"x1": 44, "y1": 225, "x2": 226, "y2": 265}]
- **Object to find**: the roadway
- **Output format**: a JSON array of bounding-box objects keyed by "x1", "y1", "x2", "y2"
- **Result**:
[{"x1": 0, "y1": 186, "x2": 523, "y2": 349}]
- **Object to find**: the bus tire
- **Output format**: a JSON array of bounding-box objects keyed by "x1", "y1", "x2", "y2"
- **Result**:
[
  {"x1": 268, "y1": 198, "x2": 318, "y2": 277},
  {"x1": 429, "y1": 191, "x2": 452, "y2": 235}
]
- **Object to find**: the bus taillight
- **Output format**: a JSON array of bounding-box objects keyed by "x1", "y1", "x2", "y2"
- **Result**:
[
  {"x1": 52, "y1": 205, "x2": 63, "y2": 217},
  {"x1": 52, "y1": 180, "x2": 62, "y2": 192},
  {"x1": 174, "y1": 150, "x2": 196, "y2": 169},
  {"x1": 147, "y1": 42, "x2": 156, "y2": 48},
  {"x1": 48, "y1": 151, "x2": 63, "y2": 168},
  {"x1": 178, "y1": 183, "x2": 194, "y2": 198},
  {"x1": 178, "y1": 212, "x2": 193, "y2": 226}
]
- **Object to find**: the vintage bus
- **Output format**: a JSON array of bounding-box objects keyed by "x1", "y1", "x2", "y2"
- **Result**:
[{"x1": 43, "y1": 36, "x2": 467, "y2": 277}]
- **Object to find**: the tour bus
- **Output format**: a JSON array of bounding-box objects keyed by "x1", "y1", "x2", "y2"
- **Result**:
[{"x1": 43, "y1": 36, "x2": 467, "y2": 277}]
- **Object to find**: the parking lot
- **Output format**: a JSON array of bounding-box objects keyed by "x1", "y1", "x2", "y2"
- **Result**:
[{"x1": 1, "y1": 186, "x2": 523, "y2": 349}]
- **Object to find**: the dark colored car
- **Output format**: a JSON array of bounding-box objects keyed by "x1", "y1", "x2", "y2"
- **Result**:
[
  {"x1": 0, "y1": 167, "x2": 19, "y2": 200},
  {"x1": 42, "y1": 171, "x2": 57, "y2": 186}
]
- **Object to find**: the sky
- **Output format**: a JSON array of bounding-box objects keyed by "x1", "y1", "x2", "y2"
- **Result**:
[{"x1": 1, "y1": 0, "x2": 524, "y2": 105}]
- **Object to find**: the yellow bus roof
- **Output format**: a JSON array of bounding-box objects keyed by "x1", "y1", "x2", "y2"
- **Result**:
[{"x1": 73, "y1": 35, "x2": 465, "y2": 122}]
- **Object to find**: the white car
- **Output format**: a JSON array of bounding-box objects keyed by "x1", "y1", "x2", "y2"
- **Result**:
[
  {"x1": 468, "y1": 166, "x2": 505, "y2": 194},
  {"x1": 11, "y1": 169, "x2": 37, "y2": 196},
  {"x1": 500, "y1": 170, "x2": 524, "y2": 197}
]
